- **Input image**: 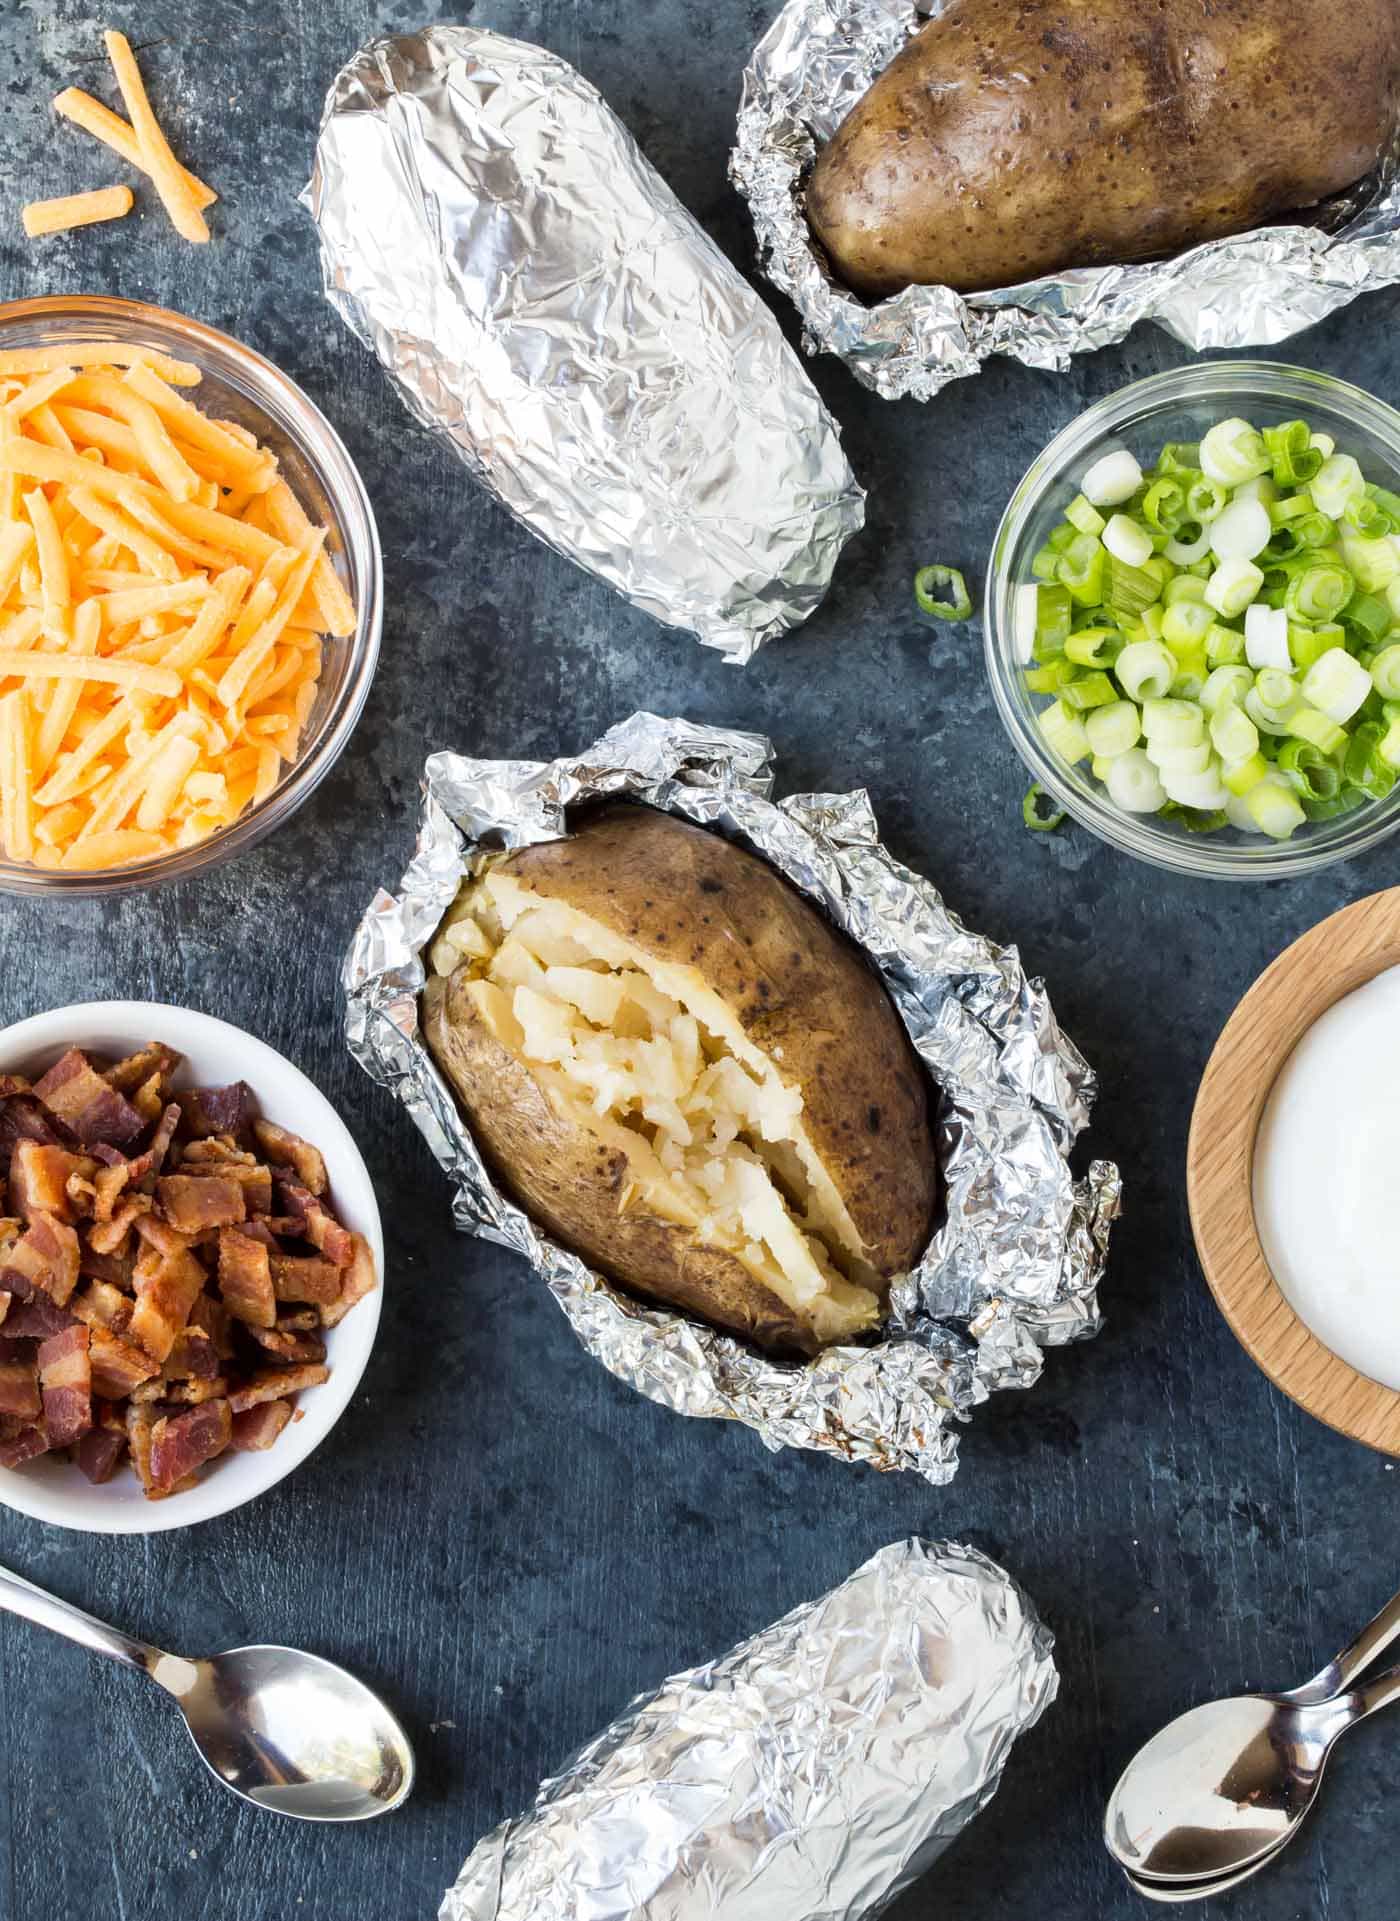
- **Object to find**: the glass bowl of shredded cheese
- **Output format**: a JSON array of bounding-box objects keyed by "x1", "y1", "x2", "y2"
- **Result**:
[{"x1": 0, "y1": 295, "x2": 381, "y2": 894}]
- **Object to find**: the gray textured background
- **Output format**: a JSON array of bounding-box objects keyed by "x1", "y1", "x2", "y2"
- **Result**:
[{"x1": 1, "y1": 4, "x2": 1398, "y2": 1918}]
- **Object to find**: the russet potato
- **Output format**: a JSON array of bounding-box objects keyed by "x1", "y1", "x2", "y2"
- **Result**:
[
  {"x1": 423, "y1": 804, "x2": 939, "y2": 1354},
  {"x1": 806, "y1": 0, "x2": 1400, "y2": 297}
]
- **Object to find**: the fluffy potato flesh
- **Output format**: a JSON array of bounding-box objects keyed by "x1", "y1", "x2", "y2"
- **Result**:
[{"x1": 431, "y1": 869, "x2": 885, "y2": 1344}]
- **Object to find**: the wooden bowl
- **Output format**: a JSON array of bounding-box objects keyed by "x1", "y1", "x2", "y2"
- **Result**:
[{"x1": 1188, "y1": 886, "x2": 1400, "y2": 1454}]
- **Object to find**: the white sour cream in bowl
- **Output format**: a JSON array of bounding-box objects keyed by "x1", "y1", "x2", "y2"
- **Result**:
[{"x1": 1253, "y1": 966, "x2": 1400, "y2": 1391}]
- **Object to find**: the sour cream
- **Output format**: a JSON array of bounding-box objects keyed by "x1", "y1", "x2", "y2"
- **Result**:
[{"x1": 1253, "y1": 966, "x2": 1400, "y2": 1391}]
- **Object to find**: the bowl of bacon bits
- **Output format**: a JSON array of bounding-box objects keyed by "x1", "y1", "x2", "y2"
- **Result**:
[
  {"x1": 0, "y1": 295, "x2": 381, "y2": 893},
  {"x1": 0, "y1": 1001, "x2": 382, "y2": 1532}
]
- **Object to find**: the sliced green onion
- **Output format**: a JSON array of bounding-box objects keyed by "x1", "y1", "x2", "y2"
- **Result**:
[
  {"x1": 1022, "y1": 784, "x2": 1066, "y2": 832},
  {"x1": 1141, "y1": 697, "x2": 1205, "y2": 747},
  {"x1": 1202, "y1": 667, "x2": 1256, "y2": 720},
  {"x1": 1084, "y1": 700, "x2": 1141, "y2": 758},
  {"x1": 1164, "y1": 523, "x2": 1212, "y2": 566},
  {"x1": 1105, "y1": 747, "x2": 1167, "y2": 813},
  {"x1": 1142, "y1": 478, "x2": 1186, "y2": 533},
  {"x1": 1025, "y1": 661, "x2": 1078, "y2": 693},
  {"x1": 1263, "y1": 420, "x2": 1323, "y2": 488},
  {"x1": 1255, "y1": 667, "x2": 1298, "y2": 714},
  {"x1": 1294, "y1": 512, "x2": 1336, "y2": 549},
  {"x1": 1342, "y1": 591, "x2": 1392, "y2": 648},
  {"x1": 1368, "y1": 483, "x2": 1400, "y2": 521},
  {"x1": 1283, "y1": 561, "x2": 1353, "y2": 623},
  {"x1": 1102, "y1": 513, "x2": 1154, "y2": 568},
  {"x1": 1288, "y1": 704, "x2": 1347, "y2": 756},
  {"x1": 1031, "y1": 543, "x2": 1062, "y2": 581},
  {"x1": 1057, "y1": 533, "x2": 1106, "y2": 604},
  {"x1": 1204, "y1": 556, "x2": 1264, "y2": 617},
  {"x1": 1379, "y1": 717, "x2": 1400, "y2": 769},
  {"x1": 1162, "y1": 765, "x2": 1229, "y2": 810},
  {"x1": 1344, "y1": 493, "x2": 1393, "y2": 538},
  {"x1": 1210, "y1": 496, "x2": 1272, "y2": 562},
  {"x1": 1312, "y1": 453, "x2": 1366, "y2": 519},
  {"x1": 1147, "y1": 736, "x2": 1212, "y2": 775},
  {"x1": 1339, "y1": 534, "x2": 1400, "y2": 594},
  {"x1": 1081, "y1": 449, "x2": 1143, "y2": 507},
  {"x1": 1200, "y1": 418, "x2": 1271, "y2": 488},
  {"x1": 1301, "y1": 648, "x2": 1373, "y2": 724},
  {"x1": 1206, "y1": 622, "x2": 1246, "y2": 666},
  {"x1": 1038, "y1": 699, "x2": 1092, "y2": 764},
  {"x1": 1223, "y1": 751, "x2": 1270, "y2": 796},
  {"x1": 1063, "y1": 626, "x2": 1121, "y2": 667},
  {"x1": 1288, "y1": 622, "x2": 1345, "y2": 672},
  {"x1": 1345, "y1": 721, "x2": 1397, "y2": 798},
  {"x1": 915, "y1": 564, "x2": 973, "y2": 621},
  {"x1": 1156, "y1": 442, "x2": 1201, "y2": 475},
  {"x1": 1369, "y1": 643, "x2": 1400, "y2": 700},
  {"x1": 1162, "y1": 599, "x2": 1214, "y2": 649},
  {"x1": 1277, "y1": 737, "x2": 1340, "y2": 801},
  {"x1": 1061, "y1": 670, "x2": 1119, "y2": 711},
  {"x1": 1104, "y1": 553, "x2": 1165, "y2": 615},
  {"x1": 1035, "y1": 583, "x2": 1072, "y2": 655},
  {"x1": 1310, "y1": 431, "x2": 1336, "y2": 459},
  {"x1": 1113, "y1": 641, "x2": 1182, "y2": 703},
  {"x1": 1246, "y1": 776, "x2": 1306, "y2": 840},
  {"x1": 1185, "y1": 477, "x2": 1229, "y2": 524},
  {"x1": 1264, "y1": 524, "x2": 1305, "y2": 562},
  {"x1": 1245, "y1": 604, "x2": 1291, "y2": 671},
  {"x1": 1244, "y1": 686, "x2": 1299, "y2": 736},
  {"x1": 1065, "y1": 493, "x2": 1106, "y2": 536}
]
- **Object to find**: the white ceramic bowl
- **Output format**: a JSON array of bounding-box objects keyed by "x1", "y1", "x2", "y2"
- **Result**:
[{"x1": 0, "y1": 1002, "x2": 383, "y2": 1533}]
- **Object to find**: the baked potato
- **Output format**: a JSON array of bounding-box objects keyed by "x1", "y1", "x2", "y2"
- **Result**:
[
  {"x1": 423, "y1": 804, "x2": 938, "y2": 1354},
  {"x1": 805, "y1": 0, "x2": 1400, "y2": 297}
]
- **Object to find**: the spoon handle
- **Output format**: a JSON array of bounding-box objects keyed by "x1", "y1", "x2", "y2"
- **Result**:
[
  {"x1": 0, "y1": 1564, "x2": 162, "y2": 1675},
  {"x1": 1300, "y1": 1583, "x2": 1400, "y2": 1699},
  {"x1": 1352, "y1": 1662, "x2": 1400, "y2": 1721}
]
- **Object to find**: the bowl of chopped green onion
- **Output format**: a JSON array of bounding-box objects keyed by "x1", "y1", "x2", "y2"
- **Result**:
[{"x1": 985, "y1": 363, "x2": 1400, "y2": 878}]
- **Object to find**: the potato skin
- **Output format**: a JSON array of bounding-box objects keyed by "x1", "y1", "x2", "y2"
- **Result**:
[
  {"x1": 806, "y1": 0, "x2": 1400, "y2": 296},
  {"x1": 495, "y1": 804, "x2": 938, "y2": 1276},
  {"x1": 423, "y1": 967, "x2": 821, "y2": 1353}
]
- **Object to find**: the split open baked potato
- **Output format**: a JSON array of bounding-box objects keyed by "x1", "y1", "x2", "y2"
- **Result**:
[{"x1": 423, "y1": 805, "x2": 938, "y2": 1354}]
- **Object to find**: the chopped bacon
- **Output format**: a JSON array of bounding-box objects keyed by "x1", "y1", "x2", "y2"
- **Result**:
[
  {"x1": 217, "y1": 1228, "x2": 276, "y2": 1328},
  {"x1": 79, "y1": 1241, "x2": 133, "y2": 1288},
  {"x1": 139, "y1": 1103, "x2": 182, "y2": 1184},
  {"x1": 2, "y1": 1295, "x2": 75, "y2": 1339},
  {"x1": 20, "y1": 1211, "x2": 82, "y2": 1305},
  {"x1": 148, "y1": 1398, "x2": 231, "y2": 1493},
  {"x1": 231, "y1": 1399, "x2": 293, "y2": 1451},
  {"x1": 77, "y1": 1426, "x2": 126, "y2": 1483},
  {"x1": 32, "y1": 1050, "x2": 146, "y2": 1147},
  {"x1": 252, "y1": 1119, "x2": 326, "y2": 1196},
  {"x1": 188, "y1": 1290, "x2": 234, "y2": 1360},
  {"x1": 70, "y1": 1280, "x2": 133, "y2": 1336},
  {"x1": 105, "y1": 1043, "x2": 180, "y2": 1096},
  {"x1": 87, "y1": 1194, "x2": 152, "y2": 1255},
  {"x1": 38, "y1": 1324, "x2": 92, "y2": 1447},
  {"x1": 127, "y1": 1248, "x2": 205, "y2": 1364},
  {"x1": 270, "y1": 1254, "x2": 341, "y2": 1305},
  {"x1": 155, "y1": 1174, "x2": 246, "y2": 1233},
  {"x1": 0, "y1": 1357, "x2": 40, "y2": 1420},
  {"x1": 227, "y1": 1364, "x2": 329, "y2": 1412},
  {"x1": 133, "y1": 1213, "x2": 198, "y2": 1261},
  {"x1": 0, "y1": 1424, "x2": 50, "y2": 1468},
  {"x1": 0, "y1": 1075, "x2": 30, "y2": 1097},
  {"x1": 183, "y1": 1084, "x2": 257, "y2": 1141},
  {"x1": 93, "y1": 1160, "x2": 133, "y2": 1221},
  {"x1": 0, "y1": 1089, "x2": 76, "y2": 1155},
  {"x1": 125, "y1": 1401, "x2": 159, "y2": 1496},
  {"x1": 247, "y1": 1324, "x2": 327, "y2": 1367},
  {"x1": 321, "y1": 1232, "x2": 379, "y2": 1329},
  {"x1": 276, "y1": 1181, "x2": 354, "y2": 1267},
  {"x1": 131, "y1": 1072, "x2": 166, "y2": 1124},
  {"x1": 180, "y1": 1154, "x2": 272, "y2": 1212},
  {"x1": 165, "y1": 1325, "x2": 221, "y2": 1381},
  {"x1": 148, "y1": 1374, "x2": 228, "y2": 1407},
  {"x1": 0, "y1": 1291, "x2": 7, "y2": 1328},
  {"x1": 9, "y1": 1140, "x2": 97, "y2": 1220},
  {"x1": 89, "y1": 1327, "x2": 160, "y2": 1398}
]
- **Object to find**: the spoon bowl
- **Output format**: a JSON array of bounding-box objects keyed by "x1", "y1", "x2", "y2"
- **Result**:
[{"x1": 163, "y1": 1643, "x2": 415, "y2": 1820}]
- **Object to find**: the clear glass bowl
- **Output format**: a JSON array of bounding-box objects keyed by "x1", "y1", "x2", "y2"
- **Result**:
[
  {"x1": 0, "y1": 295, "x2": 381, "y2": 895},
  {"x1": 985, "y1": 363, "x2": 1400, "y2": 880}
]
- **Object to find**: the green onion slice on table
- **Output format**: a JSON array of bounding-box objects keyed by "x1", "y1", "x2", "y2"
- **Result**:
[{"x1": 914, "y1": 564, "x2": 973, "y2": 621}]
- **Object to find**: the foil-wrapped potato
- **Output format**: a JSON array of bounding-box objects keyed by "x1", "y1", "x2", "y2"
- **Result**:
[
  {"x1": 424, "y1": 805, "x2": 938, "y2": 1353},
  {"x1": 806, "y1": 0, "x2": 1400, "y2": 296}
]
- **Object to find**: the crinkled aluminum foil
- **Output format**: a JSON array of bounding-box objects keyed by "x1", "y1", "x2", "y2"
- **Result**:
[
  {"x1": 344, "y1": 713, "x2": 1119, "y2": 1485},
  {"x1": 731, "y1": 0, "x2": 1400, "y2": 401},
  {"x1": 440, "y1": 1538, "x2": 1057, "y2": 1921},
  {"x1": 304, "y1": 26, "x2": 864, "y2": 663}
]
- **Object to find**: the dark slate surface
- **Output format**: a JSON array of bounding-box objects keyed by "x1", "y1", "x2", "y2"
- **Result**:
[{"x1": 1, "y1": 4, "x2": 1398, "y2": 1917}]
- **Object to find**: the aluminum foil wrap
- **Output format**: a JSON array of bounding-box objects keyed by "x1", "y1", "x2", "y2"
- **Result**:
[
  {"x1": 305, "y1": 27, "x2": 864, "y2": 663},
  {"x1": 440, "y1": 1538, "x2": 1057, "y2": 1921},
  {"x1": 344, "y1": 713, "x2": 1118, "y2": 1485},
  {"x1": 731, "y1": 0, "x2": 1400, "y2": 401}
]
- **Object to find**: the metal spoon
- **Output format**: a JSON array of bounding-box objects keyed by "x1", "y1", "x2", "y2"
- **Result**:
[
  {"x1": 0, "y1": 1564, "x2": 415, "y2": 1820},
  {"x1": 1106, "y1": 1581, "x2": 1400, "y2": 1886}
]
